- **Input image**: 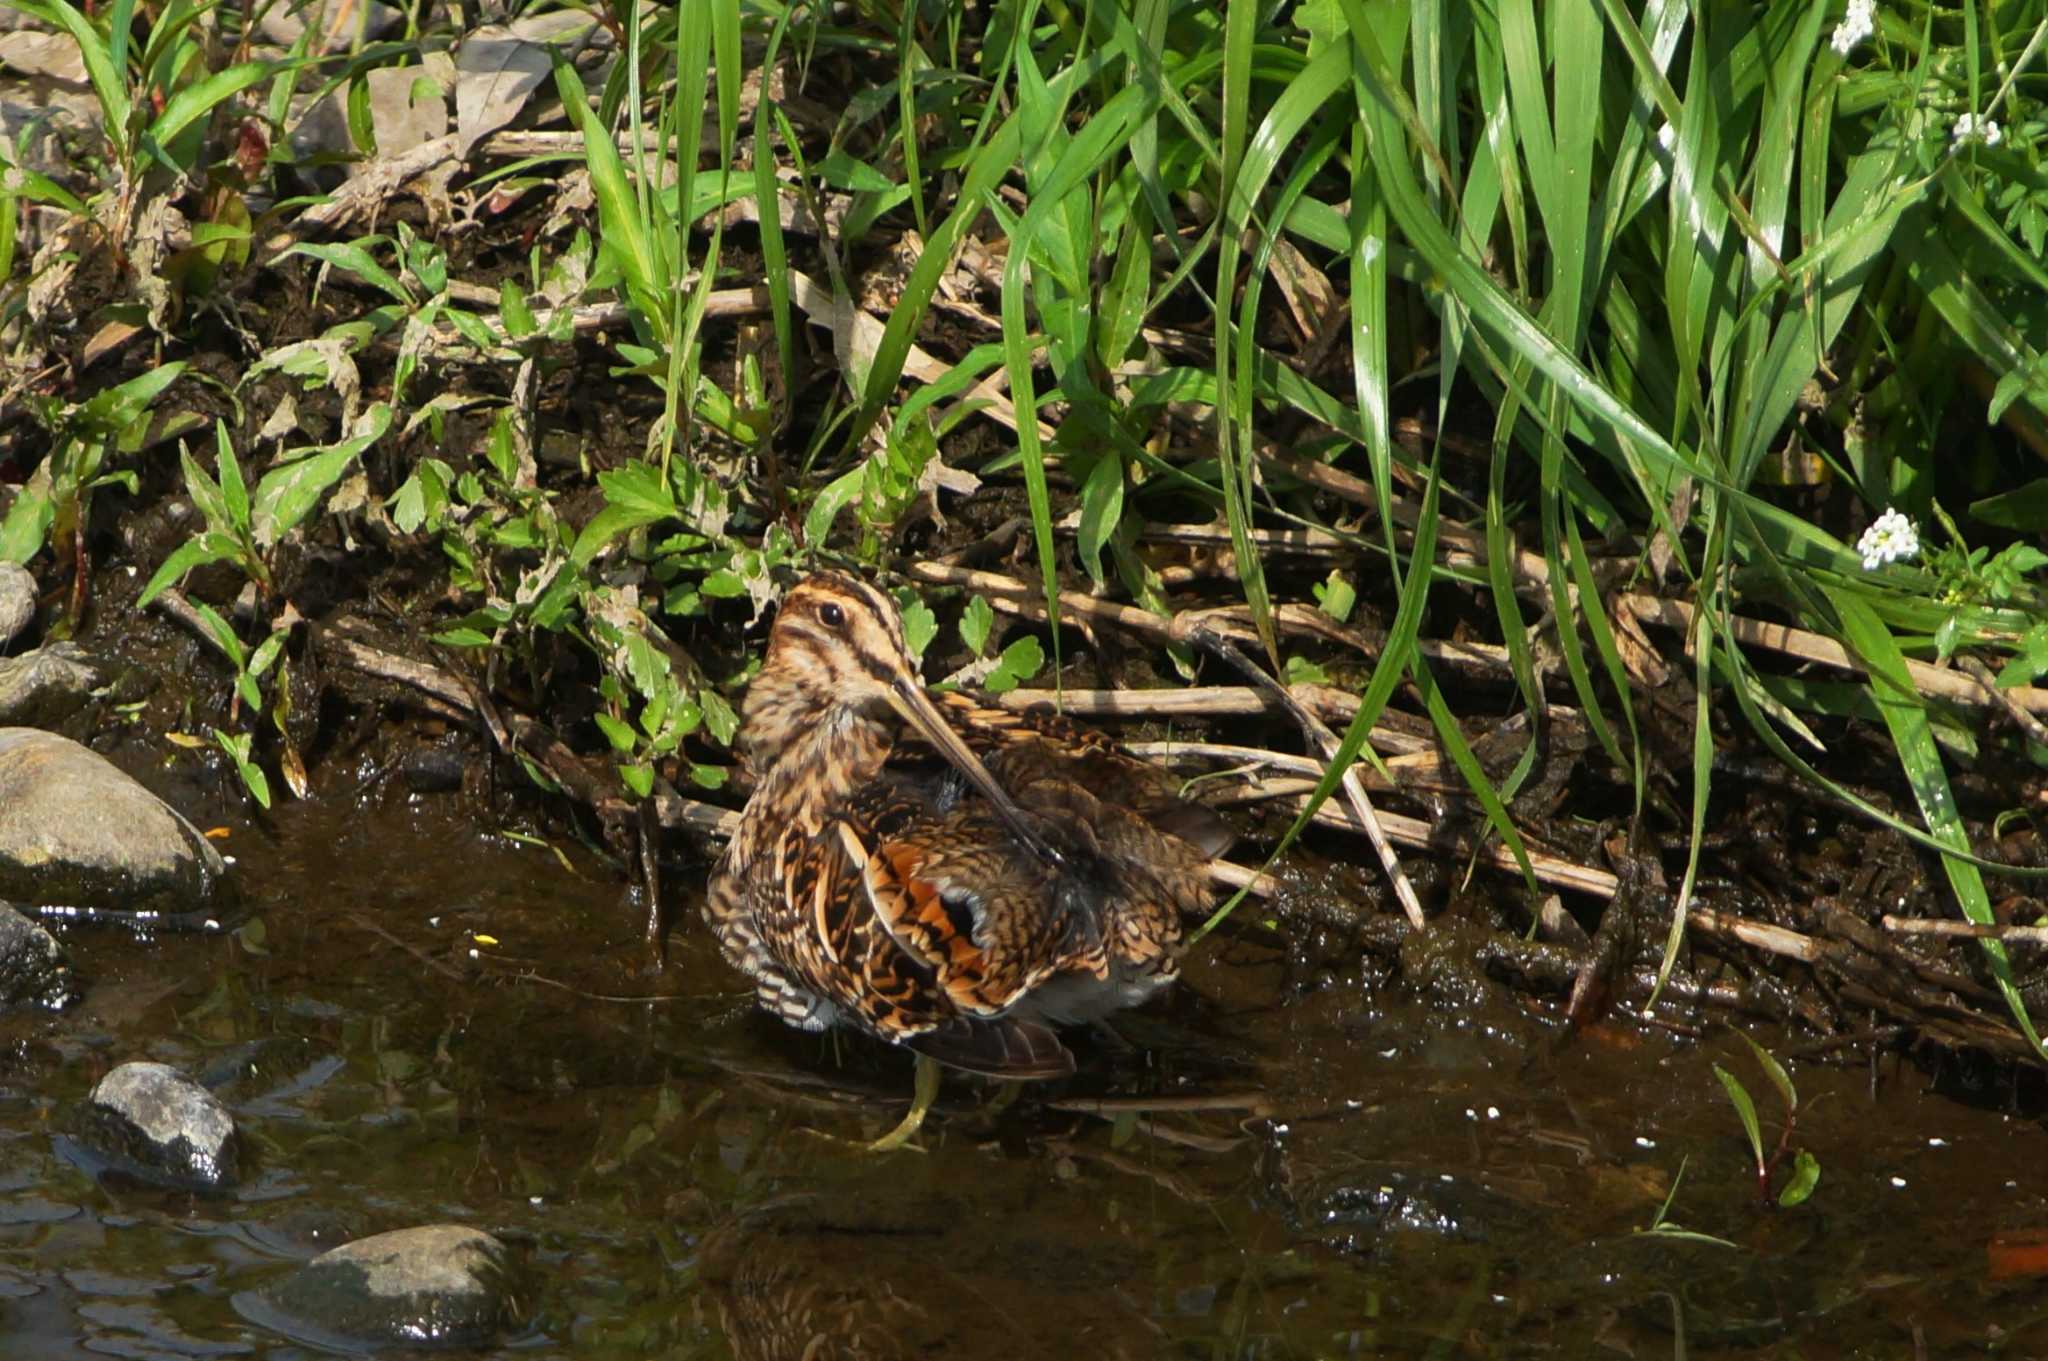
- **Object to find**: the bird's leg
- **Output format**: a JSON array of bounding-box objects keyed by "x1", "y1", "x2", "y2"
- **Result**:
[{"x1": 867, "y1": 1052, "x2": 943, "y2": 1152}]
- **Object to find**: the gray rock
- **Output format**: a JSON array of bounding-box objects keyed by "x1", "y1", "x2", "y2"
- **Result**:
[
  {"x1": 0, "y1": 902, "x2": 73, "y2": 1009},
  {"x1": 237, "y1": 1226, "x2": 518, "y2": 1350},
  {"x1": 255, "y1": 0, "x2": 399, "y2": 53},
  {"x1": 0, "y1": 562, "x2": 31, "y2": 649},
  {"x1": 0, "y1": 644, "x2": 103, "y2": 728},
  {"x1": 0, "y1": 728, "x2": 226, "y2": 915},
  {"x1": 75, "y1": 1060, "x2": 238, "y2": 1191}
]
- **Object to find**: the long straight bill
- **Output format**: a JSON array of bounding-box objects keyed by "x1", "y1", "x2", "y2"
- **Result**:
[{"x1": 886, "y1": 679, "x2": 1066, "y2": 869}]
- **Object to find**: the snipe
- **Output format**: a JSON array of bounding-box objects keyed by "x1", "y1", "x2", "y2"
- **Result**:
[{"x1": 704, "y1": 572, "x2": 1231, "y2": 1079}]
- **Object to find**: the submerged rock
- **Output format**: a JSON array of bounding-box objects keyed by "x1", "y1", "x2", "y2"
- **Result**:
[
  {"x1": 0, "y1": 728, "x2": 226, "y2": 915},
  {"x1": 236, "y1": 1225, "x2": 519, "y2": 1351},
  {"x1": 0, "y1": 562, "x2": 31, "y2": 650},
  {"x1": 74, "y1": 1060, "x2": 239, "y2": 1192},
  {"x1": 0, "y1": 644, "x2": 102, "y2": 728},
  {"x1": 0, "y1": 902, "x2": 74, "y2": 1009}
]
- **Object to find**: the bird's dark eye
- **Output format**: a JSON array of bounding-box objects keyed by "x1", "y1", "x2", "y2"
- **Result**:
[{"x1": 818, "y1": 602, "x2": 845, "y2": 628}]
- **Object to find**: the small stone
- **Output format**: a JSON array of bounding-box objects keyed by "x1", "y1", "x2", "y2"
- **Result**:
[
  {"x1": 75, "y1": 1061, "x2": 239, "y2": 1192},
  {"x1": 0, "y1": 902, "x2": 74, "y2": 1009},
  {"x1": 0, "y1": 644, "x2": 104, "y2": 728},
  {"x1": 236, "y1": 1226, "x2": 518, "y2": 1351},
  {"x1": 255, "y1": 0, "x2": 399, "y2": 52},
  {"x1": 0, "y1": 728, "x2": 227, "y2": 915},
  {"x1": 0, "y1": 562, "x2": 32, "y2": 650}
]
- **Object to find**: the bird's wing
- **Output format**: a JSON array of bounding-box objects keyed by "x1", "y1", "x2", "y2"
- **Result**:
[
  {"x1": 921, "y1": 690, "x2": 1236, "y2": 858},
  {"x1": 768, "y1": 791, "x2": 1082, "y2": 1079}
]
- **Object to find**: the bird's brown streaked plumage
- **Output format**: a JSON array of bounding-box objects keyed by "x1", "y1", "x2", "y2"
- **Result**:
[{"x1": 703, "y1": 572, "x2": 1229, "y2": 1079}]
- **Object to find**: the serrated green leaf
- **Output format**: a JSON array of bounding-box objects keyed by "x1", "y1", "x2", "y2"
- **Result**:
[
  {"x1": 701, "y1": 569, "x2": 748, "y2": 598},
  {"x1": 594, "y1": 712, "x2": 637, "y2": 754},
  {"x1": 500, "y1": 279, "x2": 536, "y2": 338},
  {"x1": 899, "y1": 594, "x2": 937, "y2": 661},
  {"x1": 985, "y1": 635, "x2": 1044, "y2": 694},
  {"x1": 701, "y1": 689, "x2": 739, "y2": 745},
  {"x1": 960, "y1": 595, "x2": 995, "y2": 657}
]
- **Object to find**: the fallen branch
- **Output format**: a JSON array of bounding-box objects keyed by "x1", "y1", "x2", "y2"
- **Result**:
[
  {"x1": 1881, "y1": 914, "x2": 2048, "y2": 947},
  {"x1": 1179, "y1": 621, "x2": 1427, "y2": 931},
  {"x1": 911, "y1": 559, "x2": 1525, "y2": 685},
  {"x1": 1625, "y1": 594, "x2": 2048, "y2": 717},
  {"x1": 314, "y1": 629, "x2": 1284, "y2": 899}
]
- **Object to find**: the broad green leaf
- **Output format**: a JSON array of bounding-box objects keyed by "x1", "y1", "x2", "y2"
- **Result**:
[
  {"x1": 803, "y1": 467, "x2": 864, "y2": 548},
  {"x1": 287, "y1": 242, "x2": 413, "y2": 306},
  {"x1": 1733, "y1": 1029, "x2": 1798, "y2": 1112},
  {"x1": 170, "y1": 448, "x2": 225, "y2": 553},
  {"x1": 190, "y1": 600, "x2": 245, "y2": 667},
  {"x1": 960, "y1": 595, "x2": 995, "y2": 657},
  {"x1": 80, "y1": 363, "x2": 187, "y2": 432},
  {"x1": 137, "y1": 529, "x2": 240, "y2": 607},
  {"x1": 250, "y1": 404, "x2": 392, "y2": 547},
  {"x1": 985, "y1": 636, "x2": 1044, "y2": 694},
  {"x1": 572, "y1": 461, "x2": 679, "y2": 565},
  {"x1": 1779, "y1": 1151, "x2": 1820, "y2": 1208},
  {"x1": 897, "y1": 593, "x2": 936, "y2": 661},
  {"x1": 1969, "y1": 479, "x2": 2048, "y2": 532},
  {"x1": 0, "y1": 164, "x2": 90, "y2": 217},
  {"x1": 214, "y1": 423, "x2": 249, "y2": 532},
  {"x1": 149, "y1": 59, "x2": 281, "y2": 157},
  {"x1": 0, "y1": 463, "x2": 54, "y2": 564},
  {"x1": 1074, "y1": 454, "x2": 1124, "y2": 587},
  {"x1": 1712, "y1": 1064, "x2": 1764, "y2": 1163}
]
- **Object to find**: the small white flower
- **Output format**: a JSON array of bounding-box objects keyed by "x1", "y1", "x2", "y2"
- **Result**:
[
  {"x1": 1953, "y1": 111, "x2": 2003, "y2": 147},
  {"x1": 1858, "y1": 508, "x2": 1920, "y2": 570},
  {"x1": 1830, "y1": 0, "x2": 1875, "y2": 56}
]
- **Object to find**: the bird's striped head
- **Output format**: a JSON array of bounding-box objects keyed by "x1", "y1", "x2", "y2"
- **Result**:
[
  {"x1": 758, "y1": 572, "x2": 914, "y2": 714},
  {"x1": 743, "y1": 571, "x2": 1065, "y2": 869}
]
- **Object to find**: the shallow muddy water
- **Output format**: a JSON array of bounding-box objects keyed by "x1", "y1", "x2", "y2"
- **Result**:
[{"x1": 4, "y1": 753, "x2": 2047, "y2": 1359}]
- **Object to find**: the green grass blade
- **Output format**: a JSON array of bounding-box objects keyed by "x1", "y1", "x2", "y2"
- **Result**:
[
  {"x1": 26, "y1": 0, "x2": 132, "y2": 150},
  {"x1": 1212, "y1": 0, "x2": 1269, "y2": 663},
  {"x1": 553, "y1": 57, "x2": 661, "y2": 325},
  {"x1": 1345, "y1": 126, "x2": 1396, "y2": 571},
  {"x1": 1192, "y1": 439, "x2": 1450, "y2": 942},
  {"x1": 1216, "y1": 34, "x2": 1352, "y2": 666},
  {"x1": 1648, "y1": 569, "x2": 1719, "y2": 1008},
  {"x1": 1832, "y1": 589, "x2": 2047, "y2": 1060},
  {"x1": 149, "y1": 59, "x2": 284, "y2": 156}
]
